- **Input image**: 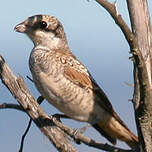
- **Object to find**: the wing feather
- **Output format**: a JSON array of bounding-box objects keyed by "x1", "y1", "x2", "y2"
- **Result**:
[
  {"x1": 63, "y1": 56, "x2": 130, "y2": 130},
  {"x1": 64, "y1": 66, "x2": 92, "y2": 89}
]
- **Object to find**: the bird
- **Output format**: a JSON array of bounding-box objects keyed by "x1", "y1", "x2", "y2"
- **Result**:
[{"x1": 14, "y1": 14, "x2": 138, "y2": 149}]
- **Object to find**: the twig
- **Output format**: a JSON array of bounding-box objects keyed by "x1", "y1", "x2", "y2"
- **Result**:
[
  {"x1": 26, "y1": 75, "x2": 34, "y2": 82},
  {"x1": 95, "y1": 0, "x2": 135, "y2": 48},
  {"x1": 51, "y1": 117, "x2": 133, "y2": 152},
  {"x1": 0, "y1": 102, "x2": 133, "y2": 152},
  {"x1": 19, "y1": 96, "x2": 44, "y2": 152},
  {"x1": 0, "y1": 54, "x2": 77, "y2": 152},
  {"x1": 0, "y1": 98, "x2": 45, "y2": 152},
  {"x1": 19, "y1": 119, "x2": 32, "y2": 152},
  {"x1": 124, "y1": 82, "x2": 134, "y2": 88},
  {"x1": 0, "y1": 53, "x2": 136, "y2": 151},
  {"x1": 0, "y1": 103, "x2": 24, "y2": 112}
]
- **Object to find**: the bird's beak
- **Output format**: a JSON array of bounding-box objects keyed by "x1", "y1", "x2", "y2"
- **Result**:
[{"x1": 14, "y1": 22, "x2": 27, "y2": 33}]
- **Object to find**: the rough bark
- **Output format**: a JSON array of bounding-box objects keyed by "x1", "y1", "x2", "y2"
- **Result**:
[
  {"x1": 0, "y1": 54, "x2": 77, "y2": 152},
  {"x1": 0, "y1": 53, "x2": 134, "y2": 151},
  {"x1": 1, "y1": 0, "x2": 152, "y2": 151},
  {"x1": 127, "y1": 1, "x2": 152, "y2": 152},
  {"x1": 95, "y1": 0, "x2": 152, "y2": 152}
]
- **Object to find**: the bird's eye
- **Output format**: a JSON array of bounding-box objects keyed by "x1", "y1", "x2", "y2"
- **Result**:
[{"x1": 39, "y1": 21, "x2": 47, "y2": 29}]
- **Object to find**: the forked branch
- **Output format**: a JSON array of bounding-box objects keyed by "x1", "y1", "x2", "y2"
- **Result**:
[
  {"x1": 95, "y1": 0, "x2": 152, "y2": 151},
  {"x1": 0, "y1": 54, "x2": 77, "y2": 152},
  {"x1": 95, "y1": 0, "x2": 135, "y2": 48},
  {"x1": 0, "y1": 53, "x2": 134, "y2": 152},
  {"x1": 0, "y1": 104, "x2": 133, "y2": 152}
]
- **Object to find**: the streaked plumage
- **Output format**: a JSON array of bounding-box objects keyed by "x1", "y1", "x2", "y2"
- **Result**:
[{"x1": 15, "y1": 14, "x2": 138, "y2": 148}]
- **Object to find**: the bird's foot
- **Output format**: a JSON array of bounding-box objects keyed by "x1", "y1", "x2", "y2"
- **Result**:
[
  {"x1": 52, "y1": 113, "x2": 70, "y2": 122},
  {"x1": 73, "y1": 124, "x2": 91, "y2": 144},
  {"x1": 74, "y1": 124, "x2": 91, "y2": 135}
]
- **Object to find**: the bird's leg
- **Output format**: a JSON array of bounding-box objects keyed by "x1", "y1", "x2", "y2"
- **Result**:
[
  {"x1": 51, "y1": 113, "x2": 91, "y2": 144},
  {"x1": 73, "y1": 124, "x2": 91, "y2": 144},
  {"x1": 74, "y1": 124, "x2": 91, "y2": 135},
  {"x1": 52, "y1": 113, "x2": 91, "y2": 134},
  {"x1": 52, "y1": 113, "x2": 70, "y2": 122}
]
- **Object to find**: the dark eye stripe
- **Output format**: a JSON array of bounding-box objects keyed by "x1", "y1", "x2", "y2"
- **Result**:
[
  {"x1": 28, "y1": 15, "x2": 43, "y2": 26},
  {"x1": 36, "y1": 15, "x2": 43, "y2": 21}
]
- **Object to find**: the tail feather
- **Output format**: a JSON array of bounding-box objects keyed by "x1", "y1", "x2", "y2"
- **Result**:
[
  {"x1": 93, "y1": 118, "x2": 138, "y2": 149},
  {"x1": 93, "y1": 123, "x2": 116, "y2": 145}
]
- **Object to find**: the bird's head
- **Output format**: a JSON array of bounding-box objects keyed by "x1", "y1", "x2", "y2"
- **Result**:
[{"x1": 15, "y1": 14, "x2": 67, "y2": 48}]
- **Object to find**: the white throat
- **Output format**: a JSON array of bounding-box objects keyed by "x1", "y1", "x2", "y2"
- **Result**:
[{"x1": 28, "y1": 30, "x2": 67, "y2": 50}]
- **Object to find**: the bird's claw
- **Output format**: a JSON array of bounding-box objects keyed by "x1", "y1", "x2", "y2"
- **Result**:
[{"x1": 73, "y1": 124, "x2": 91, "y2": 144}]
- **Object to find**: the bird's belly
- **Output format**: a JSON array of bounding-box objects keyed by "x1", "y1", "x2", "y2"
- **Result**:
[{"x1": 33, "y1": 72, "x2": 101, "y2": 122}]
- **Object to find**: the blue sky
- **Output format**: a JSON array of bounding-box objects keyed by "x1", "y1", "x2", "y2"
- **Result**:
[{"x1": 0, "y1": 0, "x2": 152, "y2": 152}]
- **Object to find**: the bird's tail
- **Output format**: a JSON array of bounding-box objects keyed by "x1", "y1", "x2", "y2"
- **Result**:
[{"x1": 93, "y1": 117, "x2": 138, "y2": 149}]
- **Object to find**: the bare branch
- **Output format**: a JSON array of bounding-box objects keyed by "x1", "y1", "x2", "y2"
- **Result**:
[
  {"x1": 95, "y1": 0, "x2": 152, "y2": 151},
  {"x1": 0, "y1": 53, "x2": 133, "y2": 151},
  {"x1": 127, "y1": 1, "x2": 152, "y2": 151},
  {"x1": 19, "y1": 119, "x2": 32, "y2": 152},
  {"x1": 0, "y1": 102, "x2": 133, "y2": 152},
  {"x1": 0, "y1": 53, "x2": 77, "y2": 152},
  {"x1": 0, "y1": 103, "x2": 24, "y2": 112},
  {"x1": 52, "y1": 117, "x2": 134, "y2": 152},
  {"x1": 19, "y1": 96, "x2": 44, "y2": 152},
  {"x1": 95, "y1": 0, "x2": 135, "y2": 48},
  {"x1": 26, "y1": 75, "x2": 34, "y2": 82}
]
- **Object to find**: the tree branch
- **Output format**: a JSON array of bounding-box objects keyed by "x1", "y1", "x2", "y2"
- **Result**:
[
  {"x1": 0, "y1": 53, "x2": 133, "y2": 151},
  {"x1": 0, "y1": 52, "x2": 133, "y2": 151},
  {"x1": 0, "y1": 54, "x2": 77, "y2": 152},
  {"x1": 95, "y1": 0, "x2": 152, "y2": 151},
  {"x1": 127, "y1": 1, "x2": 152, "y2": 152},
  {"x1": 0, "y1": 103, "x2": 24, "y2": 112},
  {"x1": 52, "y1": 117, "x2": 134, "y2": 152},
  {"x1": 19, "y1": 118, "x2": 32, "y2": 152},
  {"x1": 0, "y1": 102, "x2": 133, "y2": 152},
  {"x1": 95, "y1": 0, "x2": 135, "y2": 48}
]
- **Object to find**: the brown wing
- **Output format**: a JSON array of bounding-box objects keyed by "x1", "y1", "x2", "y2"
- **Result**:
[
  {"x1": 64, "y1": 66, "x2": 92, "y2": 89},
  {"x1": 64, "y1": 64, "x2": 115, "y2": 114},
  {"x1": 63, "y1": 57, "x2": 130, "y2": 130}
]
